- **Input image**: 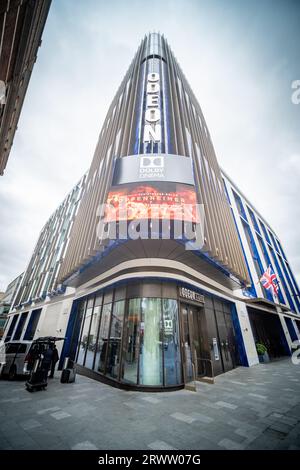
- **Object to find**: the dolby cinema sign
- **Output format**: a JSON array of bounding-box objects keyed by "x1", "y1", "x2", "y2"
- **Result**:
[{"x1": 143, "y1": 72, "x2": 161, "y2": 143}]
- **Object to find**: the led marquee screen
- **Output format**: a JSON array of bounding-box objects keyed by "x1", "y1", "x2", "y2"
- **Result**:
[{"x1": 105, "y1": 182, "x2": 198, "y2": 223}]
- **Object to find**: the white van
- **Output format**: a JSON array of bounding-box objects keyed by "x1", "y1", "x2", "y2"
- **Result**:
[{"x1": 0, "y1": 341, "x2": 32, "y2": 379}]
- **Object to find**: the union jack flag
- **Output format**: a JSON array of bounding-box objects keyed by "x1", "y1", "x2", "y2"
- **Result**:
[{"x1": 260, "y1": 266, "x2": 279, "y2": 296}]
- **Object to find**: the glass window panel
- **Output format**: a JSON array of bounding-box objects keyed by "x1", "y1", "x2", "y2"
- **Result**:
[
  {"x1": 71, "y1": 300, "x2": 86, "y2": 361},
  {"x1": 162, "y1": 299, "x2": 182, "y2": 385},
  {"x1": 23, "y1": 309, "x2": 42, "y2": 341},
  {"x1": 213, "y1": 300, "x2": 223, "y2": 312},
  {"x1": 13, "y1": 312, "x2": 29, "y2": 340},
  {"x1": 77, "y1": 307, "x2": 93, "y2": 366},
  {"x1": 95, "y1": 303, "x2": 112, "y2": 373},
  {"x1": 85, "y1": 306, "x2": 101, "y2": 369},
  {"x1": 103, "y1": 290, "x2": 113, "y2": 304},
  {"x1": 4, "y1": 314, "x2": 19, "y2": 342},
  {"x1": 87, "y1": 297, "x2": 94, "y2": 309},
  {"x1": 181, "y1": 305, "x2": 193, "y2": 382},
  {"x1": 139, "y1": 298, "x2": 163, "y2": 386},
  {"x1": 223, "y1": 303, "x2": 231, "y2": 314},
  {"x1": 114, "y1": 286, "x2": 126, "y2": 301},
  {"x1": 95, "y1": 293, "x2": 103, "y2": 307},
  {"x1": 106, "y1": 301, "x2": 125, "y2": 379},
  {"x1": 122, "y1": 299, "x2": 141, "y2": 384}
]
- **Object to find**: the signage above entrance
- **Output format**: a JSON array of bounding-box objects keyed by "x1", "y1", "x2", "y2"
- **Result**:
[
  {"x1": 179, "y1": 287, "x2": 204, "y2": 304},
  {"x1": 112, "y1": 154, "x2": 195, "y2": 186}
]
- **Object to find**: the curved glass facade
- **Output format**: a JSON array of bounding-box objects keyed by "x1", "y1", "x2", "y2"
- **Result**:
[
  {"x1": 71, "y1": 282, "x2": 182, "y2": 388},
  {"x1": 68, "y1": 280, "x2": 239, "y2": 390}
]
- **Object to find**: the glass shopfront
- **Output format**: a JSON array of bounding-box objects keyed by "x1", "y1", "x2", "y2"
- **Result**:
[{"x1": 68, "y1": 280, "x2": 239, "y2": 390}]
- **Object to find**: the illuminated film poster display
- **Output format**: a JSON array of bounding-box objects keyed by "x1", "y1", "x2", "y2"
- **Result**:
[
  {"x1": 103, "y1": 153, "x2": 199, "y2": 229},
  {"x1": 105, "y1": 182, "x2": 198, "y2": 223}
]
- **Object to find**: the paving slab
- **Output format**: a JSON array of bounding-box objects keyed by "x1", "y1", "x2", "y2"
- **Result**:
[{"x1": 0, "y1": 358, "x2": 300, "y2": 450}]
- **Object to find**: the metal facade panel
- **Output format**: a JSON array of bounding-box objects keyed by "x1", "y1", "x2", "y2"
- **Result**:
[{"x1": 57, "y1": 33, "x2": 250, "y2": 285}]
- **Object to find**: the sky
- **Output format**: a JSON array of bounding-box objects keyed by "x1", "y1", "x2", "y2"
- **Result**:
[{"x1": 0, "y1": 0, "x2": 300, "y2": 290}]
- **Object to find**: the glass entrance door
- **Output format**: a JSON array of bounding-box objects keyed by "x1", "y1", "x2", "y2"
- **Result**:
[
  {"x1": 214, "y1": 309, "x2": 234, "y2": 372},
  {"x1": 180, "y1": 304, "x2": 207, "y2": 382},
  {"x1": 190, "y1": 306, "x2": 207, "y2": 377},
  {"x1": 180, "y1": 305, "x2": 194, "y2": 383}
]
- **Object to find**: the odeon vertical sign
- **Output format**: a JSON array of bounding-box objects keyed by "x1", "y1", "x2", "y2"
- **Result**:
[{"x1": 143, "y1": 72, "x2": 161, "y2": 144}]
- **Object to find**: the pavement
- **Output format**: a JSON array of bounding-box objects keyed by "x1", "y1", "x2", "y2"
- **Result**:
[{"x1": 0, "y1": 358, "x2": 300, "y2": 450}]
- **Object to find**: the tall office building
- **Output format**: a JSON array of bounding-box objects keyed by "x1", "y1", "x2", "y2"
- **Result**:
[
  {"x1": 3, "y1": 34, "x2": 300, "y2": 390},
  {"x1": 0, "y1": 0, "x2": 52, "y2": 174}
]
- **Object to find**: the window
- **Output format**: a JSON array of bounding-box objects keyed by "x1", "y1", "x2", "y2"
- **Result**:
[
  {"x1": 96, "y1": 303, "x2": 112, "y2": 373},
  {"x1": 4, "y1": 315, "x2": 19, "y2": 342},
  {"x1": 242, "y1": 223, "x2": 262, "y2": 276},
  {"x1": 122, "y1": 298, "x2": 141, "y2": 384},
  {"x1": 269, "y1": 246, "x2": 297, "y2": 312},
  {"x1": 233, "y1": 191, "x2": 247, "y2": 220},
  {"x1": 69, "y1": 300, "x2": 86, "y2": 361},
  {"x1": 277, "y1": 257, "x2": 300, "y2": 312},
  {"x1": 256, "y1": 235, "x2": 285, "y2": 304},
  {"x1": 106, "y1": 300, "x2": 125, "y2": 379},
  {"x1": 77, "y1": 304, "x2": 93, "y2": 366},
  {"x1": 139, "y1": 298, "x2": 163, "y2": 386},
  {"x1": 222, "y1": 179, "x2": 231, "y2": 204},
  {"x1": 73, "y1": 285, "x2": 184, "y2": 388},
  {"x1": 247, "y1": 207, "x2": 261, "y2": 234},
  {"x1": 13, "y1": 312, "x2": 29, "y2": 341},
  {"x1": 284, "y1": 262, "x2": 300, "y2": 310},
  {"x1": 269, "y1": 230, "x2": 281, "y2": 254},
  {"x1": 114, "y1": 286, "x2": 126, "y2": 301},
  {"x1": 181, "y1": 305, "x2": 193, "y2": 382},
  {"x1": 277, "y1": 239, "x2": 287, "y2": 261},
  {"x1": 285, "y1": 317, "x2": 298, "y2": 342},
  {"x1": 85, "y1": 305, "x2": 102, "y2": 369},
  {"x1": 23, "y1": 309, "x2": 41, "y2": 341},
  {"x1": 162, "y1": 299, "x2": 181, "y2": 385},
  {"x1": 103, "y1": 290, "x2": 113, "y2": 304},
  {"x1": 95, "y1": 293, "x2": 103, "y2": 307},
  {"x1": 242, "y1": 222, "x2": 273, "y2": 301},
  {"x1": 259, "y1": 221, "x2": 271, "y2": 245}
]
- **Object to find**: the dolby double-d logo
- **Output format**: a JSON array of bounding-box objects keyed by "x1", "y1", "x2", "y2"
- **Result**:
[{"x1": 139, "y1": 155, "x2": 164, "y2": 179}]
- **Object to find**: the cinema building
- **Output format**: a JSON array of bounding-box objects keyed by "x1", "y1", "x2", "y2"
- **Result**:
[{"x1": 3, "y1": 33, "x2": 300, "y2": 391}]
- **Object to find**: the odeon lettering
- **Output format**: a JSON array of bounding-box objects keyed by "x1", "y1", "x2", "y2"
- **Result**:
[{"x1": 143, "y1": 72, "x2": 161, "y2": 143}]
